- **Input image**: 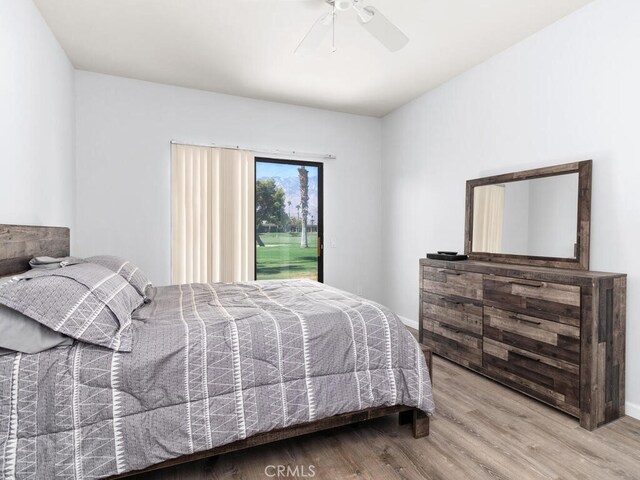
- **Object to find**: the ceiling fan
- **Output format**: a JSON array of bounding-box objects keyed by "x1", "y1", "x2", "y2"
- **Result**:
[{"x1": 295, "y1": 0, "x2": 409, "y2": 54}]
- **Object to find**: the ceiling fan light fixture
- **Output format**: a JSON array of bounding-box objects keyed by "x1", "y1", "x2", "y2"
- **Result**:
[
  {"x1": 334, "y1": 0, "x2": 351, "y2": 12},
  {"x1": 297, "y1": 0, "x2": 409, "y2": 54}
]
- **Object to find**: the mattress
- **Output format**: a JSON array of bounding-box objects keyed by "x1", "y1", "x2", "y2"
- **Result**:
[{"x1": 0, "y1": 280, "x2": 434, "y2": 479}]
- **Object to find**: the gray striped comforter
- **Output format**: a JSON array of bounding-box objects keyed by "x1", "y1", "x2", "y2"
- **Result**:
[{"x1": 0, "y1": 280, "x2": 434, "y2": 479}]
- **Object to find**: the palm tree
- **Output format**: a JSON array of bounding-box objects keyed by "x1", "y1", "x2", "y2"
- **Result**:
[
  {"x1": 298, "y1": 166, "x2": 309, "y2": 248},
  {"x1": 287, "y1": 201, "x2": 292, "y2": 232}
]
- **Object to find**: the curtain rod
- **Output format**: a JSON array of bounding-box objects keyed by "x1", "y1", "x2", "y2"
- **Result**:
[{"x1": 170, "y1": 141, "x2": 336, "y2": 160}]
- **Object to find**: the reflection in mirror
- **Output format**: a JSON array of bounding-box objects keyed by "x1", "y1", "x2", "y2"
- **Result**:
[{"x1": 472, "y1": 173, "x2": 579, "y2": 258}]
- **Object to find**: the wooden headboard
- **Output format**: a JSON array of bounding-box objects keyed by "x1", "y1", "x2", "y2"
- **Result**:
[{"x1": 0, "y1": 224, "x2": 70, "y2": 276}]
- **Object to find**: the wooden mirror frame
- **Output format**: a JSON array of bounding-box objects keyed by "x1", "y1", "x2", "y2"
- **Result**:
[{"x1": 464, "y1": 160, "x2": 592, "y2": 270}]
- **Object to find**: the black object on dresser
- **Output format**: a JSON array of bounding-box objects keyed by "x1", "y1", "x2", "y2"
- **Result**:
[
  {"x1": 419, "y1": 258, "x2": 626, "y2": 430},
  {"x1": 426, "y1": 253, "x2": 469, "y2": 261}
]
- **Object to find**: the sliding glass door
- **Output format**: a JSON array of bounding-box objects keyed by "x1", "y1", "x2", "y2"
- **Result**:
[{"x1": 255, "y1": 158, "x2": 323, "y2": 282}]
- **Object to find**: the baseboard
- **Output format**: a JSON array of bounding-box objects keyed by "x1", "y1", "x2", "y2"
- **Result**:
[
  {"x1": 398, "y1": 315, "x2": 419, "y2": 331},
  {"x1": 626, "y1": 401, "x2": 640, "y2": 420}
]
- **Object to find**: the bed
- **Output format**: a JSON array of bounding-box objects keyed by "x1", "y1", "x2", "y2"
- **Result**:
[{"x1": 0, "y1": 224, "x2": 435, "y2": 479}]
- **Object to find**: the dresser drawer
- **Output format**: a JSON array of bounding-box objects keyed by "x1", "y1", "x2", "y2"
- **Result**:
[
  {"x1": 422, "y1": 292, "x2": 482, "y2": 336},
  {"x1": 422, "y1": 266, "x2": 483, "y2": 301},
  {"x1": 483, "y1": 275, "x2": 581, "y2": 326},
  {"x1": 483, "y1": 337, "x2": 580, "y2": 417},
  {"x1": 423, "y1": 328, "x2": 482, "y2": 370},
  {"x1": 423, "y1": 319, "x2": 482, "y2": 370},
  {"x1": 483, "y1": 306, "x2": 580, "y2": 365},
  {"x1": 482, "y1": 306, "x2": 580, "y2": 417}
]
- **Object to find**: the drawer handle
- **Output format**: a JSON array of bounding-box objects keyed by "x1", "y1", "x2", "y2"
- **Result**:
[
  {"x1": 511, "y1": 351, "x2": 541, "y2": 362},
  {"x1": 509, "y1": 315, "x2": 542, "y2": 325},
  {"x1": 440, "y1": 296, "x2": 463, "y2": 305},
  {"x1": 439, "y1": 324, "x2": 462, "y2": 334},
  {"x1": 438, "y1": 269, "x2": 461, "y2": 276},
  {"x1": 509, "y1": 280, "x2": 543, "y2": 288}
]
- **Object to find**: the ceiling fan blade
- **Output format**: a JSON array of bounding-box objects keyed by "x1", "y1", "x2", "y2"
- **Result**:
[
  {"x1": 356, "y1": 6, "x2": 409, "y2": 52},
  {"x1": 295, "y1": 12, "x2": 334, "y2": 54}
]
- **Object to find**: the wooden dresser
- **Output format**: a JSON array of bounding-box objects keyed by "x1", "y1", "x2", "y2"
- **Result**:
[{"x1": 419, "y1": 258, "x2": 626, "y2": 430}]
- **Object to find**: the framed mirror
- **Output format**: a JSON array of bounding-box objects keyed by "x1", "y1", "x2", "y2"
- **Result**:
[{"x1": 464, "y1": 160, "x2": 592, "y2": 270}]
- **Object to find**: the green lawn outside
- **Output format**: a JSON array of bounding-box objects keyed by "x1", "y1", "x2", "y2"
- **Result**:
[{"x1": 256, "y1": 232, "x2": 318, "y2": 280}]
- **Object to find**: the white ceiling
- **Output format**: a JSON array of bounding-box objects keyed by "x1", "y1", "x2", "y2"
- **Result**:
[{"x1": 34, "y1": 0, "x2": 593, "y2": 117}]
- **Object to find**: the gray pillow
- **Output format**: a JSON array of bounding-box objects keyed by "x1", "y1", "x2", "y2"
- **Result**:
[
  {"x1": 0, "y1": 275, "x2": 73, "y2": 354},
  {"x1": 0, "y1": 303, "x2": 73, "y2": 353},
  {"x1": 29, "y1": 256, "x2": 84, "y2": 270},
  {"x1": 86, "y1": 255, "x2": 152, "y2": 299},
  {"x1": 0, "y1": 264, "x2": 143, "y2": 352}
]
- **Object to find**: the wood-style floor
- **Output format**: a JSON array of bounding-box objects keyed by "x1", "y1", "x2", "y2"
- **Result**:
[{"x1": 132, "y1": 356, "x2": 640, "y2": 480}]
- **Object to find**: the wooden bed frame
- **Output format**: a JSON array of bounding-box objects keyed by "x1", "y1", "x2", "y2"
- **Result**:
[{"x1": 0, "y1": 223, "x2": 432, "y2": 479}]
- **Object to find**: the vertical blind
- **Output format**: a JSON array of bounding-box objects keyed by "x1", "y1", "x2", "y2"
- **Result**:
[
  {"x1": 472, "y1": 185, "x2": 505, "y2": 253},
  {"x1": 171, "y1": 144, "x2": 255, "y2": 284}
]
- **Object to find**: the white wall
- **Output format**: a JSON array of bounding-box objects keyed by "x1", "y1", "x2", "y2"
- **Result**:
[
  {"x1": 381, "y1": 0, "x2": 640, "y2": 417},
  {"x1": 74, "y1": 72, "x2": 383, "y2": 300},
  {"x1": 0, "y1": 0, "x2": 76, "y2": 230}
]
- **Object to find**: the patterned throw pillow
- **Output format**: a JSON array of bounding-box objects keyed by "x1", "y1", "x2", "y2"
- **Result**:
[
  {"x1": 86, "y1": 255, "x2": 153, "y2": 299},
  {"x1": 0, "y1": 263, "x2": 143, "y2": 352}
]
